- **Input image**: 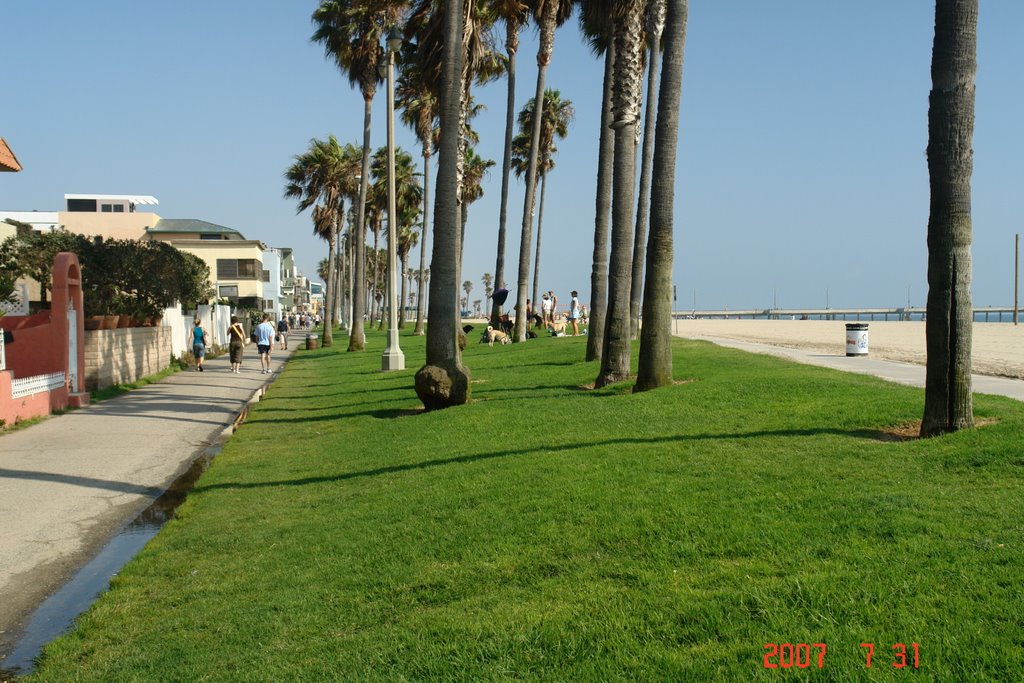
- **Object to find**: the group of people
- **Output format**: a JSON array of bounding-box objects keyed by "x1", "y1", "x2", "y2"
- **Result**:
[
  {"x1": 188, "y1": 312, "x2": 297, "y2": 375},
  {"x1": 524, "y1": 290, "x2": 586, "y2": 337}
]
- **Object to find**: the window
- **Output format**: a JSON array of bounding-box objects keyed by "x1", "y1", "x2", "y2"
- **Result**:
[
  {"x1": 216, "y1": 259, "x2": 238, "y2": 279},
  {"x1": 219, "y1": 285, "x2": 239, "y2": 298},
  {"x1": 113, "y1": 204, "x2": 124, "y2": 213},
  {"x1": 216, "y1": 259, "x2": 263, "y2": 280},
  {"x1": 262, "y1": 270, "x2": 270, "y2": 283},
  {"x1": 200, "y1": 234, "x2": 222, "y2": 240},
  {"x1": 101, "y1": 204, "x2": 113, "y2": 213},
  {"x1": 67, "y1": 199, "x2": 97, "y2": 212}
]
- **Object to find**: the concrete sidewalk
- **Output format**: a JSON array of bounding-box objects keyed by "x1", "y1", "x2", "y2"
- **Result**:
[
  {"x1": 686, "y1": 335, "x2": 1024, "y2": 401},
  {"x1": 0, "y1": 333, "x2": 304, "y2": 652}
]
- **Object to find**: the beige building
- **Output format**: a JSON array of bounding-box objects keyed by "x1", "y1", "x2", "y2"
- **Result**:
[
  {"x1": 142, "y1": 219, "x2": 269, "y2": 310},
  {"x1": 60, "y1": 194, "x2": 161, "y2": 240}
]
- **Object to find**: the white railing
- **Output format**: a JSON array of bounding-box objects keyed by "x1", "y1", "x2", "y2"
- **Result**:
[
  {"x1": 0, "y1": 329, "x2": 5, "y2": 371},
  {"x1": 11, "y1": 371, "x2": 66, "y2": 399}
]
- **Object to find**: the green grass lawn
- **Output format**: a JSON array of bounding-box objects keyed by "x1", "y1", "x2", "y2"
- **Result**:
[{"x1": 26, "y1": 329, "x2": 1024, "y2": 681}]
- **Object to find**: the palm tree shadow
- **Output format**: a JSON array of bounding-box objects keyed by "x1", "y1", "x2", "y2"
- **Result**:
[{"x1": 196, "y1": 427, "x2": 897, "y2": 493}]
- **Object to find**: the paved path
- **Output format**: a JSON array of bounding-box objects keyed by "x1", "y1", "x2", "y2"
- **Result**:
[
  {"x1": 683, "y1": 335, "x2": 1024, "y2": 401},
  {"x1": 0, "y1": 333, "x2": 304, "y2": 655}
]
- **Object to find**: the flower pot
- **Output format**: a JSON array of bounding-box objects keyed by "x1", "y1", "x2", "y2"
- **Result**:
[
  {"x1": 84, "y1": 316, "x2": 103, "y2": 331},
  {"x1": 102, "y1": 315, "x2": 120, "y2": 330},
  {"x1": 117, "y1": 315, "x2": 131, "y2": 328}
]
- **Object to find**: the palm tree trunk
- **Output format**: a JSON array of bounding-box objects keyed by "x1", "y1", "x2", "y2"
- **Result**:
[
  {"x1": 629, "y1": 0, "x2": 666, "y2": 340},
  {"x1": 371, "y1": 220, "x2": 381, "y2": 328},
  {"x1": 596, "y1": 0, "x2": 645, "y2": 388},
  {"x1": 587, "y1": 44, "x2": 615, "y2": 362},
  {"x1": 636, "y1": 0, "x2": 687, "y2": 392},
  {"x1": 321, "y1": 223, "x2": 336, "y2": 346},
  {"x1": 414, "y1": 151, "x2": 431, "y2": 335},
  {"x1": 398, "y1": 255, "x2": 408, "y2": 329},
  {"x1": 415, "y1": 0, "x2": 471, "y2": 410},
  {"x1": 921, "y1": 0, "x2": 977, "y2": 436},
  {"x1": 512, "y1": 11, "x2": 556, "y2": 342},
  {"x1": 334, "y1": 212, "x2": 344, "y2": 330},
  {"x1": 491, "y1": 20, "x2": 519, "y2": 328},
  {"x1": 531, "y1": 170, "x2": 548, "y2": 309},
  {"x1": 348, "y1": 98, "x2": 372, "y2": 351}
]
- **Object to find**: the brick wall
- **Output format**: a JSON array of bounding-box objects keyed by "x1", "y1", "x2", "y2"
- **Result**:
[{"x1": 83, "y1": 327, "x2": 172, "y2": 391}]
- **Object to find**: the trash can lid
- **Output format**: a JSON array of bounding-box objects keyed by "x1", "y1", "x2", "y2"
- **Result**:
[{"x1": 845, "y1": 323, "x2": 869, "y2": 330}]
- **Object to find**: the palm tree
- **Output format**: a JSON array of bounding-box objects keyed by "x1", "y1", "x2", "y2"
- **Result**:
[
  {"x1": 629, "y1": 0, "x2": 666, "y2": 339},
  {"x1": 595, "y1": 0, "x2": 647, "y2": 388},
  {"x1": 510, "y1": 89, "x2": 574, "y2": 309},
  {"x1": 481, "y1": 271, "x2": 494, "y2": 307},
  {"x1": 485, "y1": 0, "x2": 530, "y2": 327},
  {"x1": 462, "y1": 280, "x2": 473, "y2": 309},
  {"x1": 414, "y1": 0, "x2": 472, "y2": 410},
  {"x1": 921, "y1": 0, "x2": 977, "y2": 436},
  {"x1": 512, "y1": 0, "x2": 575, "y2": 342},
  {"x1": 284, "y1": 135, "x2": 354, "y2": 347},
  {"x1": 635, "y1": 0, "x2": 687, "y2": 393},
  {"x1": 397, "y1": 221, "x2": 420, "y2": 329},
  {"x1": 579, "y1": 3, "x2": 615, "y2": 362},
  {"x1": 312, "y1": 1, "x2": 402, "y2": 351},
  {"x1": 371, "y1": 145, "x2": 423, "y2": 330},
  {"x1": 396, "y1": 42, "x2": 437, "y2": 335},
  {"x1": 459, "y1": 147, "x2": 496, "y2": 272}
]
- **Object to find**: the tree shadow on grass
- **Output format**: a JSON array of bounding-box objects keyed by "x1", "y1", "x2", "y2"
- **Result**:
[{"x1": 195, "y1": 427, "x2": 897, "y2": 493}]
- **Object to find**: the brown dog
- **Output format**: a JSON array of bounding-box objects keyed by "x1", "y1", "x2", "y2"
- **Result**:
[
  {"x1": 482, "y1": 325, "x2": 511, "y2": 346},
  {"x1": 547, "y1": 317, "x2": 568, "y2": 336}
]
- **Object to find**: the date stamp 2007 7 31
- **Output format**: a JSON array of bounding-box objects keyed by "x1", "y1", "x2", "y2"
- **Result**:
[{"x1": 763, "y1": 642, "x2": 920, "y2": 670}]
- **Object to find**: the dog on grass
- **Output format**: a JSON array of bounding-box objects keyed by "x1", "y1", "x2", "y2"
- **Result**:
[
  {"x1": 547, "y1": 317, "x2": 568, "y2": 336},
  {"x1": 481, "y1": 325, "x2": 511, "y2": 346}
]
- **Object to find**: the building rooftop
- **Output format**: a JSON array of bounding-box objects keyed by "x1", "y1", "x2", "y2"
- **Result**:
[
  {"x1": 64, "y1": 193, "x2": 158, "y2": 206},
  {"x1": 0, "y1": 138, "x2": 23, "y2": 172},
  {"x1": 148, "y1": 218, "x2": 243, "y2": 238}
]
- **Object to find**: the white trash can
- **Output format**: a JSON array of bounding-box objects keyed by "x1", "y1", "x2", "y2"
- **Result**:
[{"x1": 845, "y1": 323, "x2": 869, "y2": 357}]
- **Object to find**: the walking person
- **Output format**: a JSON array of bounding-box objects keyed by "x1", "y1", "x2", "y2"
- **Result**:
[
  {"x1": 227, "y1": 315, "x2": 246, "y2": 373},
  {"x1": 277, "y1": 316, "x2": 289, "y2": 350},
  {"x1": 568, "y1": 290, "x2": 581, "y2": 336},
  {"x1": 255, "y1": 313, "x2": 276, "y2": 374},
  {"x1": 549, "y1": 291, "x2": 559, "y2": 322},
  {"x1": 187, "y1": 317, "x2": 208, "y2": 372},
  {"x1": 541, "y1": 293, "x2": 552, "y2": 326}
]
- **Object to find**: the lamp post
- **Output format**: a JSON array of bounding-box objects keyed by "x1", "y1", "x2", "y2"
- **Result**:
[{"x1": 381, "y1": 26, "x2": 405, "y2": 371}]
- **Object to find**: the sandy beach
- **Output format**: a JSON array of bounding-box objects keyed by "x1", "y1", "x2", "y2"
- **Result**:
[{"x1": 673, "y1": 319, "x2": 1024, "y2": 380}]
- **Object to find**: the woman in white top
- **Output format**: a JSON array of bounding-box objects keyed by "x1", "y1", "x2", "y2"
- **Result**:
[{"x1": 568, "y1": 290, "x2": 581, "y2": 336}]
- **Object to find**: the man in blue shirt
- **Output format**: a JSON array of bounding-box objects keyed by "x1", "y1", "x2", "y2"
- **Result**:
[{"x1": 255, "y1": 313, "x2": 276, "y2": 374}]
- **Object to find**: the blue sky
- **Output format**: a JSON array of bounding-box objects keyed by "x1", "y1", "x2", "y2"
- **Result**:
[{"x1": 2, "y1": 1, "x2": 1022, "y2": 312}]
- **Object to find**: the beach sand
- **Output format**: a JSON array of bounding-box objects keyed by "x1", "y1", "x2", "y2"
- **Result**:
[{"x1": 673, "y1": 319, "x2": 1024, "y2": 380}]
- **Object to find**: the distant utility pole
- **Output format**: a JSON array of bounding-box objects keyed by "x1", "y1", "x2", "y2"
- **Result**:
[{"x1": 1015, "y1": 233, "x2": 1019, "y2": 325}]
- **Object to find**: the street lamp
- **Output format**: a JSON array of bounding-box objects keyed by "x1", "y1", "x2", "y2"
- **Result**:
[{"x1": 381, "y1": 25, "x2": 405, "y2": 371}]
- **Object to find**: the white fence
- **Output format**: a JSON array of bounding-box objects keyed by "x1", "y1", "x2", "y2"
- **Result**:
[
  {"x1": 0, "y1": 329, "x2": 5, "y2": 371},
  {"x1": 11, "y1": 371, "x2": 65, "y2": 399},
  {"x1": 163, "y1": 304, "x2": 234, "y2": 358}
]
